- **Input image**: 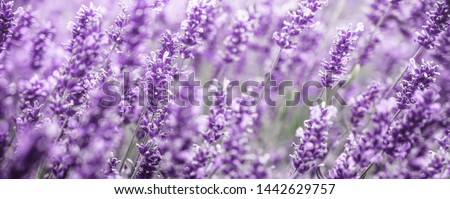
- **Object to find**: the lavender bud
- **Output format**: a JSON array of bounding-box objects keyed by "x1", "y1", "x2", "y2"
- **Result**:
[
  {"x1": 396, "y1": 59, "x2": 439, "y2": 110},
  {"x1": 273, "y1": 0, "x2": 327, "y2": 49},
  {"x1": 416, "y1": 1, "x2": 450, "y2": 49},
  {"x1": 319, "y1": 23, "x2": 364, "y2": 87},
  {"x1": 0, "y1": 0, "x2": 14, "y2": 53},
  {"x1": 291, "y1": 105, "x2": 337, "y2": 175}
]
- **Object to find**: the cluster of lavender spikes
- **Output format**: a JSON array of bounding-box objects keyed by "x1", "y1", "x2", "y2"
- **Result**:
[{"x1": 0, "y1": 0, "x2": 450, "y2": 179}]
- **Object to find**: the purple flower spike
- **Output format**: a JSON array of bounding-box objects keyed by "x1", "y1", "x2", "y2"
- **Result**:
[
  {"x1": 320, "y1": 23, "x2": 364, "y2": 87},
  {"x1": 181, "y1": 0, "x2": 219, "y2": 47},
  {"x1": 1, "y1": 126, "x2": 51, "y2": 179},
  {"x1": 30, "y1": 24, "x2": 54, "y2": 70},
  {"x1": 4, "y1": 6, "x2": 33, "y2": 50},
  {"x1": 0, "y1": 0, "x2": 14, "y2": 53},
  {"x1": 350, "y1": 82, "x2": 381, "y2": 128},
  {"x1": 135, "y1": 140, "x2": 162, "y2": 179},
  {"x1": 273, "y1": 0, "x2": 327, "y2": 49},
  {"x1": 203, "y1": 79, "x2": 230, "y2": 144},
  {"x1": 396, "y1": 59, "x2": 440, "y2": 110},
  {"x1": 416, "y1": 1, "x2": 450, "y2": 50},
  {"x1": 184, "y1": 143, "x2": 210, "y2": 179},
  {"x1": 67, "y1": 3, "x2": 102, "y2": 51},
  {"x1": 367, "y1": 0, "x2": 389, "y2": 26},
  {"x1": 328, "y1": 136, "x2": 359, "y2": 179},
  {"x1": 420, "y1": 130, "x2": 450, "y2": 178},
  {"x1": 291, "y1": 105, "x2": 337, "y2": 175},
  {"x1": 221, "y1": 10, "x2": 257, "y2": 64},
  {"x1": 438, "y1": 130, "x2": 450, "y2": 151},
  {"x1": 107, "y1": 3, "x2": 130, "y2": 46},
  {"x1": 104, "y1": 157, "x2": 121, "y2": 179}
]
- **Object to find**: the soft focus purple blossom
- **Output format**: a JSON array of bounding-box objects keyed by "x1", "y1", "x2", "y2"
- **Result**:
[
  {"x1": 221, "y1": 9, "x2": 258, "y2": 64},
  {"x1": 328, "y1": 135, "x2": 359, "y2": 179},
  {"x1": 184, "y1": 143, "x2": 210, "y2": 179},
  {"x1": 366, "y1": 0, "x2": 389, "y2": 27},
  {"x1": 388, "y1": 90, "x2": 442, "y2": 159},
  {"x1": 203, "y1": 80, "x2": 230, "y2": 143},
  {"x1": 291, "y1": 105, "x2": 336, "y2": 175},
  {"x1": 3, "y1": 6, "x2": 33, "y2": 50},
  {"x1": 0, "y1": 0, "x2": 14, "y2": 53},
  {"x1": 106, "y1": 3, "x2": 130, "y2": 46},
  {"x1": 433, "y1": 27, "x2": 450, "y2": 65},
  {"x1": 273, "y1": 0, "x2": 327, "y2": 49},
  {"x1": 320, "y1": 23, "x2": 364, "y2": 87},
  {"x1": 416, "y1": 1, "x2": 450, "y2": 49},
  {"x1": 396, "y1": 59, "x2": 439, "y2": 110},
  {"x1": 2, "y1": 0, "x2": 450, "y2": 180},
  {"x1": 30, "y1": 24, "x2": 54, "y2": 70},
  {"x1": 180, "y1": 0, "x2": 220, "y2": 58},
  {"x1": 1, "y1": 126, "x2": 52, "y2": 178},
  {"x1": 104, "y1": 157, "x2": 121, "y2": 179},
  {"x1": 135, "y1": 140, "x2": 162, "y2": 179},
  {"x1": 350, "y1": 82, "x2": 381, "y2": 128}
]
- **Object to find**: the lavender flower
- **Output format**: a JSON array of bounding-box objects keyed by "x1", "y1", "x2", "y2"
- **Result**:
[
  {"x1": 104, "y1": 157, "x2": 121, "y2": 179},
  {"x1": 291, "y1": 105, "x2": 336, "y2": 175},
  {"x1": 118, "y1": 0, "x2": 151, "y2": 69},
  {"x1": 366, "y1": 0, "x2": 389, "y2": 27},
  {"x1": 416, "y1": 1, "x2": 450, "y2": 49},
  {"x1": 273, "y1": 0, "x2": 327, "y2": 49},
  {"x1": 221, "y1": 10, "x2": 257, "y2": 64},
  {"x1": 4, "y1": 6, "x2": 33, "y2": 50},
  {"x1": 203, "y1": 80, "x2": 230, "y2": 143},
  {"x1": 245, "y1": 155, "x2": 269, "y2": 179},
  {"x1": 17, "y1": 76, "x2": 50, "y2": 124},
  {"x1": 30, "y1": 24, "x2": 54, "y2": 70},
  {"x1": 180, "y1": 0, "x2": 218, "y2": 46},
  {"x1": 106, "y1": 3, "x2": 130, "y2": 46},
  {"x1": 70, "y1": 89, "x2": 123, "y2": 179},
  {"x1": 388, "y1": 90, "x2": 442, "y2": 159},
  {"x1": 135, "y1": 140, "x2": 162, "y2": 179},
  {"x1": 179, "y1": 0, "x2": 220, "y2": 59},
  {"x1": 409, "y1": 0, "x2": 435, "y2": 31},
  {"x1": 433, "y1": 25, "x2": 450, "y2": 65},
  {"x1": 0, "y1": 0, "x2": 14, "y2": 53},
  {"x1": 396, "y1": 59, "x2": 439, "y2": 110},
  {"x1": 350, "y1": 82, "x2": 381, "y2": 128},
  {"x1": 3, "y1": 0, "x2": 450, "y2": 180},
  {"x1": 330, "y1": 98, "x2": 397, "y2": 179},
  {"x1": 320, "y1": 23, "x2": 364, "y2": 87},
  {"x1": 49, "y1": 3, "x2": 106, "y2": 120},
  {"x1": 1, "y1": 126, "x2": 51, "y2": 178},
  {"x1": 418, "y1": 130, "x2": 450, "y2": 178},
  {"x1": 216, "y1": 96, "x2": 259, "y2": 178},
  {"x1": 184, "y1": 143, "x2": 210, "y2": 179},
  {"x1": 328, "y1": 135, "x2": 358, "y2": 179},
  {"x1": 420, "y1": 150, "x2": 448, "y2": 178},
  {"x1": 49, "y1": 139, "x2": 77, "y2": 179}
]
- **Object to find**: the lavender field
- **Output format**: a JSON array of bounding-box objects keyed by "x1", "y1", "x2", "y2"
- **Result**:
[{"x1": 0, "y1": 0, "x2": 449, "y2": 179}]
